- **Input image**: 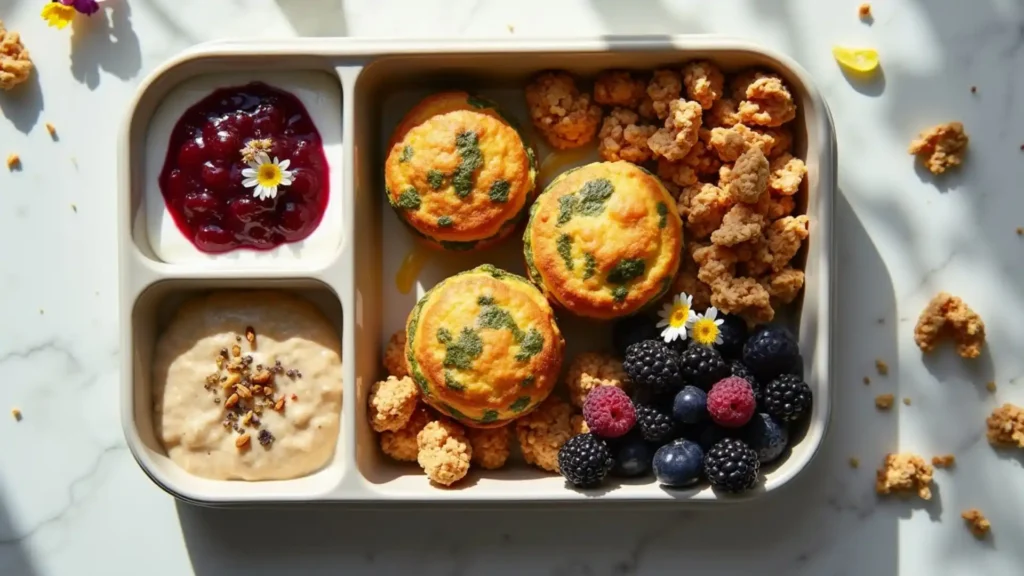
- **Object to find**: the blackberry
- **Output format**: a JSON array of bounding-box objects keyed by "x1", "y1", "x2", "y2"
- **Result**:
[
  {"x1": 557, "y1": 433, "x2": 615, "y2": 488},
  {"x1": 623, "y1": 340, "x2": 683, "y2": 398},
  {"x1": 743, "y1": 326, "x2": 799, "y2": 380},
  {"x1": 715, "y1": 314, "x2": 748, "y2": 360},
  {"x1": 763, "y1": 374, "x2": 812, "y2": 422},
  {"x1": 634, "y1": 402, "x2": 676, "y2": 444},
  {"x1": 679, "y1": 344, "x2": 730, "y2": 390},
  {"x1": 612, "y1": 315, "x2": 659, "y2": 357},
  {"x1": 729, "y1": 360, "x2": 764, "y2": 410},
  {"x1": 704, "y1": 437, "x2": 760, "y2": 493}
]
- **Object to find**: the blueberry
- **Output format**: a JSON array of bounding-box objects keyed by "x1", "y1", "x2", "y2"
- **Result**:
[
  {"x1": 696, "y1": 422, "x2": 739, "y2": 451},
  {"x1": 653, "y1": 439, "x2": 704, "y2": 487},
  {"x1": 672, "y1": 385, "x2": 708, "y2": 425},
  {"x1": 715, "y1": 314, "x2": 748, "y2": 360},
  {"x1": 744, "y1": 413, "x2": 789, "y2": 464},
  {"x1": 743, "y1": 326, "x2": 800, "y2": 380},
  {"x1": 610, "y1": 435, "x2": 654, "y2": 477}
]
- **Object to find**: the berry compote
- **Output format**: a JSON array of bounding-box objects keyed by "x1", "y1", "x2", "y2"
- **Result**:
[{"x1": 159, "y1": 82, "x2": 329, "y2": 253}]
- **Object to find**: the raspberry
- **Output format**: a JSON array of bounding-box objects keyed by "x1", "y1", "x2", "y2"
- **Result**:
[
  {"x1": 706, "y1": 376, "x2": 756, "y2": 428},
  {"x1": 582, "y1": 386, "x2": 637, "y2": 438}
]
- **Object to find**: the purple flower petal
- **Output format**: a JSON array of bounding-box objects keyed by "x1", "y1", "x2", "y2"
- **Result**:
[{"x1": 72, "y1": 0, "x2": 100, "y2": 15}]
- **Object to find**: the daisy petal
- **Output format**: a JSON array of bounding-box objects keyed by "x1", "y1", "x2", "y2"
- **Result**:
[
  {"x1": 661, "y1": 327, "x2": 678, "y2": 342},
  {"x1": 256, "y1": 152, "x2": 271, "y2": 165},
  {"x1": 656, "y1": 319, "x2": 669, "y2": 328},
  {"x1": 278, "y1": 159, "x2": 291, "y2": 170},
  {"x1": 714, "y1": 319, "x2": 724, "y2": 326},
  {"x1": 242, "y1": 168, "x2": 257, "y2": 178},
  {"x1": 242, "y1": 178, "x2": 259, "y2": 188},
  {"x1": 705, "y1": 307, "x2": 719, "y2": 320}
]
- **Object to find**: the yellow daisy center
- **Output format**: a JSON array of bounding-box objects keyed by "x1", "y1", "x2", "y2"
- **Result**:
[
  {"x1": 692, "y1": 318, "x2": 720, "y2": 346},
  {"x1": 669, "y1": 304, "x2": 690, "y2": 328},
  {"x1": 257, "y1": 163, "x2": 282, "y2": 187}
]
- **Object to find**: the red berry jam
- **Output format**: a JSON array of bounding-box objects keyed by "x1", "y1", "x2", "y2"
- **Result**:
[{"x1": 159, "y1": 82, "x2": 329, "y2": 253}]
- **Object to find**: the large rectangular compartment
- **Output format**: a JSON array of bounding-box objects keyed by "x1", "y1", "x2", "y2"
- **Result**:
[{"x1": 120, "y1": 38, "x2": 835, "y2": 505}]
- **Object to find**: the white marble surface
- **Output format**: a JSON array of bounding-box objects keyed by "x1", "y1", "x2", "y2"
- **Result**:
[{"x1": 2, "y1": 0, "x2": 1023, "y2": 574}]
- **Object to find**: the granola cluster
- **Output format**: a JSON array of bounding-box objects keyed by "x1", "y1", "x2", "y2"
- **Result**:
[
  {"x1": 564, "y1": 352, "x2": 630, "y2": 408},
  {"x1": 875, "y1": 452, "x2": 934, "y2": 500},
  {"x1": 913, "y1": 292, "x2": 986, "y2": 359},
  {"x1": 908, "y1": 121, "x2": 968, "y2": 175},
  {"x1": 0, "y1": 21, "x2": 32, "y2": 91}
]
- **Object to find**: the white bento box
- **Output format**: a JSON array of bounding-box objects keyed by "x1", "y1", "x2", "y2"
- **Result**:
[{"x1": 119, "y1": 37, "x2": 836, "y2": 506}]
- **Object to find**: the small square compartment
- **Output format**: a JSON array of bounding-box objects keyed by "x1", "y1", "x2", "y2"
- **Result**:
[
  {"x1": 123, "y1": 58, "x2": 344, "y2": 271},
  {"x1": 123, "y1": 279, "x2": 346, "y2": 503},
  {"x1": 350, "y1": 46, "x2": 832, "y2": 501}
]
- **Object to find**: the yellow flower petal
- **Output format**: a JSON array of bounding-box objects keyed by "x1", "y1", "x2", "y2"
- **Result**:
[
  {"x1": 41, "y1": 3, "x2": 76, "y2": 30},
  {"x1": 832, "y1": 46, "x2": 880, "y2": 74}
]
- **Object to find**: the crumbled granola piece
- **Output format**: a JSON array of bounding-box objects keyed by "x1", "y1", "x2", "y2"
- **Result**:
[
  {"x1": 658, "y1": 158, "x2": 698, "y2": 188},
  {"x1": 5, "y1": 153, "x2": 19, "y2": 170},
  {"x1": 648, "y1": 99, "x2": 703, "y2": 161},
  {"x1": 597, "y1": 108, "x2": 657, "y2": 163},
  {"x1": 514, "y1": 396, "x2": 573, "y2": 473},
  {"x1": 986, "y1": 381, "x2": 997, "y2": 393},
  {"x1": 682, "y1": 137, "x2": 722, "y2": 175},
  {"x1": 685, "y1": 183, "x2": 734, "y2": 239},
  {"x1": 875, "y1": 359, "x2": 889, "y2": 375},
  {"x1": 637, "y1": 95, "x2": 656, "y2": 120},
  {"x1": 768, "y1": 153, "x2": 807, "y2": 195},
  {"x1": 863, "y1": 376, "x2": 871, "y2": 385},
  {"x1": 849, "y1": 457, "x2": 860, "y2": 468},
  {"x1": 45, "y1": 123, "x2": 56, "y2": 137},
  {"x1": 645, "y1": 69, "x2": 683, "y2": 120},
  {"x1": 380, "y1": 406, "x2": 431, "y2": 462},
  {"x1": 734, "y1": 72, "x2": 798, "y2": 127},
  {"x1": 902, "y1": 397, "x2": 912, "y2": 406},
  {"x1": 875, "y1": 393, "x2": 895, "y2": 410},
  {"x1": 858, "y1": 3, "x2": 872, "y2": 19},
  {"x1": 565, "y1": 352, "x2": 630, "y2": 408},
  {"x1": 0, "y1": 22, "x2": 32, "y2": 91},
  {"x1": 767, "y1": 194, "x2": 796, "y2": 220},
  {"x1": 986, "y1": 403, "x2": 1024, "y2": 448},
  {"x1": 682, "y1": 60, "x2": 725, "y2": 109},
  {"x1": 875, "y1": 453, "x2": 933, "y2": 500},
  {"x1": 10, "y1": 408, "x2": 22, "y2": 421},
  {"x1": 734, "y1": 234, "x2": 774, "y2": 277},
  {"x1": 368, "y1": 375, "x2": 419, "y2": 432},
  {"x1": 525, "y1": 71, "x2": 603, "y2": 149},
  {"x1": 909, "y1": 122, "x2": 968, "y2": 174},
  {"x1": 766, "y1": 215, "x2": 809, "y2": 271},
  {"x1": 761, "y1": 127, "x2": 794, "y2": 158},
  {"x1": 570, "y1": 414, "x2": 590, "y2": 435},
  {"x1": 708, "y1": 124, "x2": 778, "y2": 162},
  {"x1": 417, "y1": 419, "x2": 472, "y2": 486},
  {"x1": 913, "y1": 292, "x2": 986, "y2": 359},
  {"x1": 759, "y1": 267, "x2": 805, "y2": 304},
  {"x1": 706, "y1": 97, "x2": 740, "y2": 128},
  {"x1": 709, "y1": 276, "x2": 774, "y2": 325},
  {"x1": 467, "y1": 426, "x2": 511, "y2": 470},
  {"x1": 721, "y1": 147, "x2": 770, "y2": 204},
  {"x1": 961, "y1": 509, "x2": 991, "y2": 538},
  {"x1": 711, "y1": 203, "x2": 766, "y2": 247},
  {"x1": 382, "y1": 329, "x2": 409, "y2": 379},
  {"x1": 594, "y1": 70, "x2": 647, "y2": 108},
  {"x1": 692, "y1": 242, "x2": 739, "y2": 285},
  {"x1": 931, "y1": 454, "x2": 955, "y2": 468}
]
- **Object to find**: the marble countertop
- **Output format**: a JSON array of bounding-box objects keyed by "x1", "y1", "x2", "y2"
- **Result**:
[{"x1": 2, "y1": 0, "x2": 1023, "y2": 574}]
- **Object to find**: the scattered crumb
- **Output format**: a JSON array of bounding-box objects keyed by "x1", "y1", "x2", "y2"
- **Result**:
[
  {"x1": 849, "y1": 457, "x2": 860, "y2": 468},
  {"x1": 970, "y1": 86, "x2": 977, "y2": 94},
  {"x1": 877, "y1": 317, "x2": 885, "y2": 324},
  {"x1": 6, "y1": 153, "x2": 20, "y2": 170},
  {"x1": 45, "y1": 122, "x2": 56, "y2": 137},
  {"x1": 908, "y1": 121, "x2": 968, "y2": 175},
  {"x1": 875, "y1": 453, "x2": 934, "y2": 500},
  {"x1": 932, "y1": 454, "x2": 955, "y2": 468},
  {"x1": 507, "y1": 24, "x2": 514, "y2": 33},
  {"x1": 914, "y1": 292, "x2": 986, "y2": 359},
  {"x1": 875, "y1": 393, "x2": 895, "y2": 410},
  {"x1": 875, "y1": 359, "x2": 889, "y2": 375},
  {"x1": 902, "y1": 397, "x2": 912, "y2": 406},
  {"x1": 1016, "y1": 227, "x2": 1023, "y2": 236},
  {"x1": 961, "y1": 508, "x2": 991, "y2": 538},
  {"x1": 986, "y1": 381, "x2": 997, "y2": 393},
  {"x1": 863, "y1": 376, "x2": 871, "y2": 385},
  {"x1": 71, "y1": 203, "x2": 77, "y2": 213},
  {"x1": 416, "y1": 419, "x2": 471, "y2": 486},
  {"x1": 986, "y1": 403, "x2": 1024, "y2": 448},
  {"x1": 858, "y1": 3, "x2": 872, "y2": 19},
  {"x1": 38, "y1": 309, "x2": 43, "y2": 315},
  {"x1": 10, "y1": 408, "x2": 21, "y2": 421}
]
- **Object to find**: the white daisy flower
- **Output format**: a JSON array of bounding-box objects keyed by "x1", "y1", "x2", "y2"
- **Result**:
[
  {"x1": 656, "y1": 292, "x2": 697, "y2": 343},
  {"x1": 690, "y1": 306, "x2": 726, "y2": 347},
  {"x1": 242, "y1": 152, "x2": 293, "y2": 200}
]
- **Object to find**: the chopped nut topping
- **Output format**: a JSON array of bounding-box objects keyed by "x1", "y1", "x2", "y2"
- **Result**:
[
  {"x1": 225, "y1": 393, "x2": 240, "y2": 409},
  {"x1": 241, "y1": 410, "x2": 255, "y2": 426},
  {"x1": 245, "y1": 326, "x2": 256, "y2": 347},
  {"x1": 223, "y1": 373, "x2": 241, "y2": 389},
  {"x1": 251, "y1": 370, "x2": 272, "y2": 385},
  {"x1": 235, "y1": 433, "x2": 252, "y2": 448},
  {"x1": 258, "y1": 429, "x2": 275, "y2": 446},
  {"x1": 235, "y1": 384, "x2": 252, "y2": 399},
  {"x1": 231, "y1": 344, "x2": 241, "y2": 358},
  {"x1": 274, "y1": 398, "x2": 285, "y2": 412},
  {"x1": 251, "y1": 384, "x2": 263, "y2": 395},
  {"x1": 263, "y1": 386, "x2": 274, "y2": 396}
]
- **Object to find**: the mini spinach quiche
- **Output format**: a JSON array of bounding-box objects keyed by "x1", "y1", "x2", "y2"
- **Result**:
[
  {"x1": 384, "y1": 92, "x2": 537, "y2": 251},
  {"x1": 523, "y1": 161, "x2": 683, "y2": 319},
  {"x1": 404, "y1": 265, "x2": 564, "y2": 428}
]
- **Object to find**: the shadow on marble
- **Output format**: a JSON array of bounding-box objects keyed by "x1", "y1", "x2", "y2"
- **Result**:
[
  {"x1": 0, "y1": 492, "x2": 40, "y2": 576},
  {"x1": 840, "y1": 64, "x2": 887, "y2": 98},
  {"x1": 69, "y1": 0, "x2": 142, "y2": 90},
  {"x1": 275, "y1": 0, "x2": 348, "y2": 37},
  {"x1": 912, "y1": 158, "x2": 966, "y2": 194},
  {"x1": 884, "y1": 481, "x2": 944, "y2": 523},
  {"x1": 0, "y1": 63, "x2": 44, "y2": 134},
  {"x1": 587, "y1": 0, "x2": 704, "y2": 35},
  {"x1": 921, "y1": 344, "x2": 996, "y2": 402}
]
